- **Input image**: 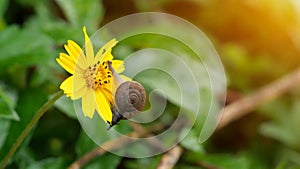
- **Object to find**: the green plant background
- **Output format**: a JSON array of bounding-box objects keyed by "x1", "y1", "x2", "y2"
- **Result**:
[{"x1": 1, "y1": 0, "x2": 300, "y2": 168}]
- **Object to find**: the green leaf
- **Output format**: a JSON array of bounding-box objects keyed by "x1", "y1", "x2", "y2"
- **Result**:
[
  {"x1": 76, "y1": 131, "x2": 98, "y2": 156},
  {"x1": 0, "y1": 98, "x2": 19, "y2": 120},
  {"x1": 55, "y1": 0, "x2": 103, "y2": 30},
  {"x1": 0, "y1": 0, "x2": 6, "y2": 29},
  {"x1": 0, "y1": 25, "x2": 54, "y2": 69},
  {"x1": 12, "y1": 146, "x2": 36, "y2": 169},
  {"x1": 0, "y1": 0, "x2": 8, "y2": 17},
  {"x1": 179, "y1": 129, "x2": 205, "y2": 153},
  {"x1": 0, "y1": 88, "x2": 48, "y2": 161},
  {"x1": 27, "y1": 157, "x2": 66, "y2": 169},
  {"x1": 15, "y1": 0, "x2": 41, "y2": 6},
  {"x1": 124, "y1": 157, "x2": 161, "y2": 169},
  {"x1": 32, "y1": 2, "x2": 75, "y2": 44},
  {"x1": 185, "y1": 152, "x2": 250, "y2": 169},
  {"x1": 120, "y1": 35, "x2": 209, "y2": 116},
  {"x1": 203, "y1": 154, "x2": 249, "y2": 169},
  {"x1": 0, "y1": 23, "x2": 58, "y2": 88},
  {"x1": 0, "y1": 119, "x2": 10, "y2": 151},
  {"x1": 33, "y1": 17, "x2": 81, "y2": 44},
  {"x1": 275, "y1": 159, "x2": 288, "y2": 169},
  {"x1": 275, "y1": 148, "x2": 300, "y2": 167},
  {"x1": 0, "y1": 86, "x2": 19, "y2": 121},
  {"x1": 54, "y1": 95, "x2": 77, "y2": 119},
  {"x1": 221, "y1": 43, "x2": 282, "y2": 90},
  {"x1": 11, "y1": 145, "x2": 67, "y2": 169},
  {"x1": 259, "y1": 95, "x2": 300, "y2": 150},
  {"x1": 83, "y1": 154, "x2": 121, "y2": 169}
]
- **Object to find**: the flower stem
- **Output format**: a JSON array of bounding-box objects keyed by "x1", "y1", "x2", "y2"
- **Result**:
[{"x1": 0, "y1": 90, "x2": 64, "y2": 169}]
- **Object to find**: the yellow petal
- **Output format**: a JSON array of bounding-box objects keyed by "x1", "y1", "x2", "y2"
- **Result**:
[
  {"x1": 94, "y1": 39, "x2": 118, "y2": 63},
  {"x1": 83, "y1": 26, "x2": 94, "y2": 66},
  {"x1": 74, "y1": 54, "x2": 88, "y2": 73},
  {"x1": 102, "y1": 87, "x2": 113, "y2": 103},
  {"x1": 65, "y1": 40, "x2": 81, "y2": 60},
  {"x1": 111, "y1": 60, "x2": 124, "y2": 73},
  {"x1": 82, "y1": 89, "x2": 97, "y2": 118},
  {"x1": 102, "y1": 50, "x2": 114, "y2": 61},
  {"x1": 59, "y1": 53, "x2": 74, "y2": 62},
  {"x1": 60, "y1": 76, "x2": 86, "y2": 100},
  {"x1": 60, "y1": 76, "x2": 73, "y2": 94},
  {"x1": 65, "y1": 40, "x2": 87, "y2": 70},
  {"x1": 120, "y1": 75, "x2": 132, "y2": 81},
  {"x1": 71, "y1": 74, "x2": 87, "y2": 100},
  {"x1": 71, "y1": 85, "x2": 87, "y2": 100},
  {"x1": 95, "y1": 89, "x2": 112, "y2": 123},
  {"x1": 56, "y1": 54, "x2": 75, "y2": 74},
  {"x1": 73, "y1": 73, "x2": 85, "y2": 92}
]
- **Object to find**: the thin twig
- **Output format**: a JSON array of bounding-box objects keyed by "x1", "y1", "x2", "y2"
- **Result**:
[
  {"x1": 68, "y1": 133, "x2": 137, "y2": 169},
  {"x1": 68, "y1": 124, "x2": 164, "y2": 169},
  {"x1": 218, "y1": 67, "x2": 300, "y2": 129},
  {"x1": 156, "y1": 146, "x2": 183, "y2": 169},
  {"x1": 0, "y1": 90, "x2": 64, "y2": 169}
]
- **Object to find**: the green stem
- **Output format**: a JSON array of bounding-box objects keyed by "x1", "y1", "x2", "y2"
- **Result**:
[{"x1": 0, "y1": 90, "x2": 64, "y2": 169}]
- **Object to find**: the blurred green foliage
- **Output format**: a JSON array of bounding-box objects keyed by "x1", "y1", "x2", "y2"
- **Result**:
[
  {"x1": 0, "y1": 0, "x2": 300, "y2": 169},
  {"x1": 0, "y1": 0, "x2": 105, "y2": 168},
  {"x1": 260, "y1": 90, "x2": 300, "y2": 152}
]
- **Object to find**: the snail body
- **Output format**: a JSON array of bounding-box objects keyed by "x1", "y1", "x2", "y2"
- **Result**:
[{"x1": 109, "y1": 81, "x2": 146, "y2": 128}]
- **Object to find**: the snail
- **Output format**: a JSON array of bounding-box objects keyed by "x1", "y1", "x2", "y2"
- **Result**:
[
  {"x1": 106, "y1": 61, "x2": 146, "y2": 130},
  {"x1": 109, "y1": 81, "x2": 146, "y2": 128}
]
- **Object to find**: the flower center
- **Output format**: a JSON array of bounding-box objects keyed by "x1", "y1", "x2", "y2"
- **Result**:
[{"x1": 84, "y1": 61, "x2": 112, "y2": 90}]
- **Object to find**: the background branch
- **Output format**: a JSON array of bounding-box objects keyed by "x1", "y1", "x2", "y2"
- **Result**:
[
  {"x1": 68, "y1": 123, "x2": 164, "y2": 169},
  {"x1": 156, "y1": 146, "x2": 183, "y2": 169},
  {"x1": 217, "y1": 67, "x2": 300, "y2": 129},
  {"x1": 68, "y1": 134, "x2": 136, "y2": 169}
]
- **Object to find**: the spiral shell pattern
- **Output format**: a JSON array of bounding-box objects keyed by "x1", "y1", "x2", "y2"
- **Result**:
[{"x1": 114, "y1": 81, "x2": 146, "y2": 119}]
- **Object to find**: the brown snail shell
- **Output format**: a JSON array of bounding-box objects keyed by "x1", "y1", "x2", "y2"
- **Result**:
[{"x1": 109, "y1": 81, "x2": 146, "y2": 128}]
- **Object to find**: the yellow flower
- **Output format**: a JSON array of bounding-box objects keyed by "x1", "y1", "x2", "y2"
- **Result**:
[{"x1": 56, "y1": 26, "x2": 127, "y2": 125}]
